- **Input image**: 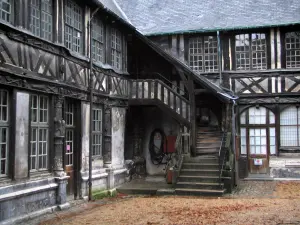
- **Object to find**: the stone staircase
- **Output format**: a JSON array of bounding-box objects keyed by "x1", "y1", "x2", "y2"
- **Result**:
[
  {"x1": 196, "y1": 127, "x2": 223, "y2": 156},
  {"x1": 175, "y1": 127, "x2": 226, "y2": 196}
]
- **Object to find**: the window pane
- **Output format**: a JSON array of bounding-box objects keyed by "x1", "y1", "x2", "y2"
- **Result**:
[
  {"x1": 248, "y1": 107, "x2": 266, "y2": 124},
  {"x1": 286, "y1": 32, "x2": 300, "y2": 68},
  {"x1": 0, "y1": 0, "x2": 12, "y2": 23},
  {"x1": 64, "y1": 0, "x2": 82, "y2": 53},
  {"x1": 280, "y1": 126, "x2": 297, "y2": 146},
  {"x1": 189, "y1": 37, "x2": 203, "y2": 73}
]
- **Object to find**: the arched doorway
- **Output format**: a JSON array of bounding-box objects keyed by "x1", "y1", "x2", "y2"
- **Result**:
[{"x1": 240, "y1": 106, "x2": 276, "y2": 174}]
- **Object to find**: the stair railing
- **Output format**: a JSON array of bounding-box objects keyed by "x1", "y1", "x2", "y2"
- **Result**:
[
  {"x1": 218, "y1": 132, "x2": 227, "y2": 185},
  {"x1": 171, "y1": 129, "x2": 184, "y2": 185},
  {"x1": 130, "y1": 79, "x2": 191, "y2": 122}
]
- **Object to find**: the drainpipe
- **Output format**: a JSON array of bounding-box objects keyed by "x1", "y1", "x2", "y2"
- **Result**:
[
  {"x1": 217, "y1": 31, "x2": 222, "y2": 86},
  {"x1": 88, "y1": 6, "x2": 100, "y2": 202}
]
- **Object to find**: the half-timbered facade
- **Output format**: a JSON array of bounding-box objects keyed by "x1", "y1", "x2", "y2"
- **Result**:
[
  {"x1": 0, "y1": 0, "x2": 237, "y2": 223},
  {"x1": 116, "y1": 0, "x2": 300, "y2": 180}
]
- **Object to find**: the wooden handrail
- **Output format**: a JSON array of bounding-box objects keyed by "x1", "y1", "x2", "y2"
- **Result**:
[{"x1": 131, "y1": 79, "x2": 190, "y2": 104}]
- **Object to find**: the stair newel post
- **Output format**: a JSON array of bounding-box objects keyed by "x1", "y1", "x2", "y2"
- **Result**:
[
  {"x1": 161, "y1": 83, "x2": 165, "y2": 103},
  {"x1": 187, "y1": 78, "x2": 196, "y2": 156},
  {"x1": 142, "y1": 81, "x2": 145, "y2": 99},
  {"x1": 148, "y1": 80, "x2": 151, "y2": 99},
  {"x1": 154, "y1": 80, "x2": 158, "y2": 99}
]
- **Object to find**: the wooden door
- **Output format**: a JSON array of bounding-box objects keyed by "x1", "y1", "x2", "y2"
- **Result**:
[
  {"x1": 64, "y1": 100, "x2": 76, "y2": 196},
  {"x1": 248, "y1": 128, "x2": 268, "y2": 174}
]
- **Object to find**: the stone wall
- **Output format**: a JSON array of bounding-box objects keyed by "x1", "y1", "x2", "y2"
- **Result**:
[
  {"x1": 0, "y1": 178, "x2": 57, "y2": 223},
  {"x1": 270, "y1": 156, "x2": 300, "y2": 178}
]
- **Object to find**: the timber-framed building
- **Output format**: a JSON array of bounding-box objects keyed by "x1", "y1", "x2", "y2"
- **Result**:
[{"x1": 0, "y1": 0, "x2": 300, "y2": 223}]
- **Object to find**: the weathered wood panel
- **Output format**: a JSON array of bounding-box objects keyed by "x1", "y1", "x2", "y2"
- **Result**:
[{"x1": 230, "y1": 74, "x2": 300, "y2": 95}]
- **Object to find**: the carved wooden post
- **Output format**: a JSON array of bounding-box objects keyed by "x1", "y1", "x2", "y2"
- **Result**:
[
  {"x1": 103, "y1": 104, "x2": 112, "y2": 167},
  {"x1": 53, "y1": 95, "x2": 69, "y2": 209},
  {"x1": 53, "y1": 95, "x2": 66, "y2": 176}
]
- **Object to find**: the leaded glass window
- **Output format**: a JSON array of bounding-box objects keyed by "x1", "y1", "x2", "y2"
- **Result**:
[
  {"x1": 189, "y1": 36, "x2": 218, "y2": 73},
  {"x1": 280, "y1": 106, "x2": 300, "y2": 147},
  {"x1": 285, "y1": 32, "x2": 300, "y2": 68},
  {"x1": 92, "y1": 18, "x2": 104, "y2": 63},
  {"x1": 235, "y1": 33, "x2": 267, "y2": 70},
  {"x1": 0, "y1": 90, "x2": 9, "y2": 176},
  {"x1": 30, "y1": 0, "x2": 53, "y2": 41},
  {"x1": 92, "y1": 108, "x2": 102, "y2": 156},
  {"x1": 30, "y1": 95, "x2": 49, "y2": 171},
  {"x1": 0, "y1": 0, "x2": 12, "y2": 23},
  {"x1": 111, "y1": 28, "x2": 122, "y2": 70},
  {"x1": 64, "y1": 0, "x2": 83, "y2": 53}
]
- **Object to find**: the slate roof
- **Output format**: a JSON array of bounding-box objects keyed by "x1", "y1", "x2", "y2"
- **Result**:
[{"x1": 115, "y1": 0, "x2": 300, "y2": 35}]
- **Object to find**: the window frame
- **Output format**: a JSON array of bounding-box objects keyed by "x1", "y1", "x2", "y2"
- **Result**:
[
  {"x1": 91, "y1": 106, "x2": 103, "y2": 157},
  {"x1": 239, "y1": 107, "x2": 276, "y2": 156},
  {"x1": 29, "y1": 94, "x2": 49, "y2": 172},
  {"x1": 64, "y1": 0, "x2": 84, "y2": 54},
  {"x1": 234, "y1": 32, "x2": 268, "y2": 71},
  {"x1": 0, "y1": 0, "x2": 14, "y2": 24},
  {"x1": 111, "y1": 27, "x2": 122, "y2": 70},
  {"x1": 29, "y1": 0, "x2": 54, "y2": 42},
  {"x1": 280, "y1": 106, "x2": 300, "y2": 148},
  {"x1": 284, "y1": 31, "x2": 300, "y2": 69},
  {"x1": 64, "y1": 99, "x2": 75, "y2": 166},
  {"x1": 0, "y1": 89, "x2": 9, "y2": 177},
  {"x1": 188, "y1": 35, "x2": 219, "y2": 73},
  {"x1": 92, "y1": 17, "x2": 105, "y2": 63}
]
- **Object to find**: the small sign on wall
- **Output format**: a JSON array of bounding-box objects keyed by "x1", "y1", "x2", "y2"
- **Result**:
[{"x1": 254, "y1": 158, "x2": 263, "y2": 166}]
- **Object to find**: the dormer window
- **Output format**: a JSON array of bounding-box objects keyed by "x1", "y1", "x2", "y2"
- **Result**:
[
  {"x1": 235, "y1": 33, "x2": 267, "y2": 70},
  {"x1": 285, "y1": 32, "x2": 300, "y2": 68}
]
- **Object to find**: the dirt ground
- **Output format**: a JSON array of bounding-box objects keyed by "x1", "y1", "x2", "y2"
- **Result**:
[{"x1": 39, "y1": 181, "x2": 300, "y2": 225}]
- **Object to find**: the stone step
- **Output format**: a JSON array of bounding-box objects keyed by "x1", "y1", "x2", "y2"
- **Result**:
[
  {"x1": 176, "y1": 181, "x2": 224, "y2": 189},
  {"x1": 180, "y1": 169, "x2": 220, "y2": 176},
  {"x1": 175, "y1": 188, "x2": 225, "y2": 196},
  {"x1": 182, "y1": 163, "x2": 219, "y2": 169},
  {"x1": 184, "y1": 156, "x2": 219, "y2": 164},
  {"x1": 197, "y1": 139, "x2": 222, "y2": 144},
  {"x1": 196, "y1": 143, "x2": 221, "y2": 148},
  {"x1": 177, "y1": 175, "x2": 221, "y2": 183}
]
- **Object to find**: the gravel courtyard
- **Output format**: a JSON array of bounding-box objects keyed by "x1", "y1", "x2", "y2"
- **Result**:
[{"x1": 38, "y1": 181, "x2": 300, "y2": 225}]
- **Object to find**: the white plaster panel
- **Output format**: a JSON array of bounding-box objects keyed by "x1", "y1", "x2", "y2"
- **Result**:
[
  {"x1": 81, "y1": 103, "x2": 90, "y2": 173},
  {"x1": 14, "y1": 92, "x2": 30, "y2": 179},
  {"x1": 111, "y1": 107, "x2": 126, "y2": 167}
]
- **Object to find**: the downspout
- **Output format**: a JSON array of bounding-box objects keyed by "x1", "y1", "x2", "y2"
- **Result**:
[
  {"x1": 217, "y1": 31, "x2": 222, "y2": 86},
  {"x1": 89, "y1": 6, "x2": 101, "y2": 202}
]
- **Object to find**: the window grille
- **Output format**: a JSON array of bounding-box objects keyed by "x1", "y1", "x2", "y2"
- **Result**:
[
  {"x1": 280, "y1": 106, "x2": 300, "y2": 146},
  {"x1": 240, "y1": 128, "x2": 247, "y2": 154},
  {"x1": 111, "y1": 28, "x2": 122, "y2": 70},
  {"x1": 30, "y1": 95, "x2": 49, "y2": 171},
  {"x1": 92, "y1": 18, "x2": 104, "y2": 63},
  {"x1": 189, "y1": 36, "x2": 218, "y2": 73},
  {"x1": 30, "y1": 0, "x2": 53, "y2": 41},
  {"x1": 249, "y1": 128, "x2": 267, "y2": 155},
  {"x1": 240, "y1": 107, "x2": 276, "y2": 155},
  {"x1": 92, "y1": 108, "x2": 102, "y2": 156},
  {"x1": 64, "y1": 0, "x2": 83, "y2": 53},
  {"x1": 285, "y1": 32, "x2": 300, "y2": 68},
  {"x1": 235, "y1": 33, "x2": 267, "y2": 70},
  {"x1": 0, "y1": 0, "x2": 12, "y2": 23},
  {"x1": 65, "y1": 100, "x2": 74, "y2": 166},
  {"x1": 0, "y1": 90, "x2": 9, "y2": 176}
]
